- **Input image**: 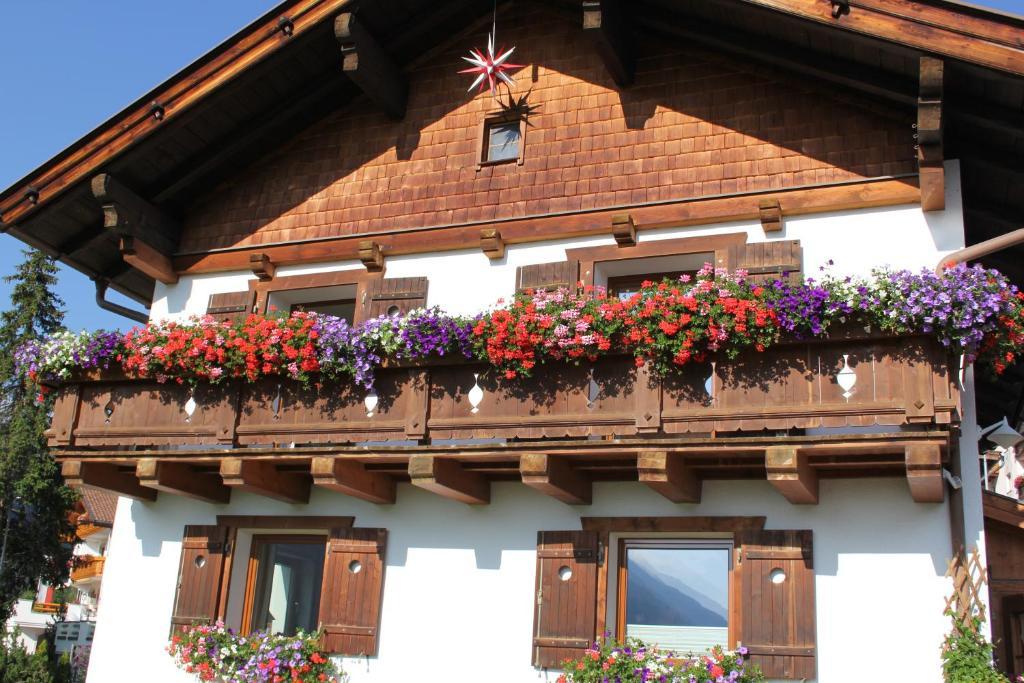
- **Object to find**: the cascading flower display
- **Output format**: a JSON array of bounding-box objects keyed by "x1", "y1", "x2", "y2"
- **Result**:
[
  {"x1": 14, "y1": 329, "x2": 121, "y2": 384},
  {"x1": 15, "y1": 262, "x2": 1024, "y2": 391},
  {"x1": 167, "y1": 621, "x2": 342, "y2": 683},
  {"x1": 556, "y1": 635, "x2": 763, "y2": 683}
]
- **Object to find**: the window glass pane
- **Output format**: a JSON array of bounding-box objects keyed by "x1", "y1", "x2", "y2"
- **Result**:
[
  {"x1": 291, "y1": 300, "x2": 356, "y2": 323},
  {"x1": 250, "y1": 540, "x2": 325, "y2": 636},
  {"x1": 624, "y1": 546, "x2": 729, "y2": 654},
  {"x1": 487, "y1": 121, "x2": 521, "y2": 161}
]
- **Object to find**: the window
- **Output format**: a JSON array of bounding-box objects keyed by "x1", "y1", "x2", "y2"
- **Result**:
[
  {"x1": 290, "y1": 299, "x2": 356, "y2": 321},
  {"x1": 607, "y1": 270, "x2": 696, "y2": 301},
  {"x1": 482, "y1": 118, "x2": 523, "y2": 164},
  {"x1": 617, "y1": 540, "x2": 732, "y2": 654},
  {"x1": 242, "y1": 536, "x2": 326, "y2": 637}
]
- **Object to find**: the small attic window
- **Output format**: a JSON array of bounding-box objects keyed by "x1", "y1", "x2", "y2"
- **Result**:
[{"x1": 480, "y1": 116, "x2": 524, "y2": 166}]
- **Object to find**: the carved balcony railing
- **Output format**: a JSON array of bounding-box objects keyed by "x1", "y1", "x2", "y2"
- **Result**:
[
  {"x1": 48, "y1": 332, "x2": 957, "y2": 449},
  {"x1": 48, "y1": 331, "x2": 961, "y2": 506}
]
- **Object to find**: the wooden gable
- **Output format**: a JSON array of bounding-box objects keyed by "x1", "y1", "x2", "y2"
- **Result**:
[{"x1": 180, "y1": 3, "x2": 915, "y2": 257}]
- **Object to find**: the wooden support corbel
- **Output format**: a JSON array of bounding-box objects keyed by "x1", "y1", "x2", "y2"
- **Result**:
[
  {"x1": 62, "y1": 460, "x2": 156, "y2": 502},
  {"x1": 758, "y1": 198, "x2": 783, "y2": 233},
  {"x1": 612, "y1": 214, "x2": 637, "y2": 247},
  {"x1": 520, "y1": 453, "x2": 591, "y2": 505},
  {"x1": 335, "y1": 13, "x2": 408, "y2": 120},
  {"x1": 91, "y1": 173, "x2": 179, "y2": 284},
  {"x1": 311, "y1": 457, "x2": 396, "y2": 504},
  {"x1": 917, "y1": 57, "x2": 945, "y2": 212},
  {"x1": 638, "y1": 451, "x2": 702, "y2": 503},
  {"x1": 359, "y1": 240, "x2": 384, "y2": 272},
  {"x1": 249, "y1": 253, "x2": 276, "y2": 282},
  {"x1": 766, "y1": 446, "x2": 818, "y2": 504},
  {"x1": 905, "y1": 444, "x2": 944, "y2": 503},
  {"x1": 219, "y1": 458, "x2": 310, "y2": 504},
  {"x1": 136, "y1": 458, "x2": 230, "y2": 504},
  {"x1": 582, "y1": 1, "x2": 634, "y2": 87},
  {"x1": 480, "y1": 228, "x2": 506, "y2": 260},
  {"x1": 408, "y1": 455, "x2": 489, "y2": 505}
]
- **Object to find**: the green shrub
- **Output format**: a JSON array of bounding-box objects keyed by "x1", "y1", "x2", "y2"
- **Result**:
[
  {"x1": 0, "y1": 631, "x2": 54, "y2": 683},
  {"x1": 941, "y1": 612, "x2": 1010, "y2": 683}
]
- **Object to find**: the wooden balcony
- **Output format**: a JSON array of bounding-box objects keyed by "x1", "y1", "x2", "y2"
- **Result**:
[
  {"x1": 70, "y1": 555, "x2": 105, "y2": 583},
  {"x1": 31, "y1": 602, "x2": 62, "y2": 614},
  {"x1": 50, "y1": 332, "x2": 960, "y2": 506}
]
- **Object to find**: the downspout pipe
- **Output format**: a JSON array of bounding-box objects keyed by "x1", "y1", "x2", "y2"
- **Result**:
[
  {"x1": 94, "y1": 279, "x2": 149, "y2": 324},
  {"x1": 937, "y1": 228, "x2": 1024, "y2": 273}
]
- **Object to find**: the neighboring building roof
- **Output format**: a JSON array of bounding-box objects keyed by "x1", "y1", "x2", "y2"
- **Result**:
[
  {"x1": 79, "y1": 489, "x2": 117, "y2": 527},
  {"x1": 0, "y1": 0, "x2": 1022, "y2": 304},
  {"x1": 983, "y1": 489, "x2": 1024, "y2": 529}
]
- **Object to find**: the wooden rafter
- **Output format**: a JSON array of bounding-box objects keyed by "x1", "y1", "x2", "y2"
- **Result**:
[
  {"x1": 637, "y1": 450, "x2": 701, "y2": 503},
  {"x1": 766, "y1": 446, "x2": 818, "y2": 504},
  {"x1": 219, "y1": 458, "x2": 310, "y2": 504},
  {"x1": 249, "y1": 253, "x2": 276, "y2": 282},
  {"x1": 582, "y1": 0, "x2": 634, "y2": 87},
  {"x1": 408, "y1": 455, "x2": 489, "y2": 505},
  {"x1": 905, "y1": 443, "x2": 945, "y2": 503},
  {"x1": 520, "y1": 453, "x2": 592, "y2": 505},
  {"x1": 918, "y1": 57, "x2": 945, "y2": 212},
  {"x1": 311, "y1": 456, "x2": 396, "y2": 504},
  {"x1": 91, "y1": 174, "x2": 178, "y2": 284},
  {"x1": 735, "y1": 0, "x2": 1024, "y2": 76},
  {"x1": 334, "y1": 13, "x2": 408, "y2": 120},
  {"x1": 480, "y1": 228, "x2": 506, "y2": 260},
  {"x1": 611, "y1": 214, "x2": 636, "y2": 247},
  {"x1": 62, "y1": 460, "x2": 156, "y2": 502},
  {"x1": 136, "y1": 458, "x2": 230, "y2": 504}
]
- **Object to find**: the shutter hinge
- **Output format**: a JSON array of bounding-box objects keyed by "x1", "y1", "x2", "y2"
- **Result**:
[
  {"x1": 536, "y1": 588, "x2": 543, "y2": 606},
  {"x1": 598, "y1": 540, "x2": 606, "y2": 567}
]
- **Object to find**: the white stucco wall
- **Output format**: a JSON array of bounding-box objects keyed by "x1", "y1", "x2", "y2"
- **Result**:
[{"x1": 89, "y1": 479, "x2": 953, "y2": 683}]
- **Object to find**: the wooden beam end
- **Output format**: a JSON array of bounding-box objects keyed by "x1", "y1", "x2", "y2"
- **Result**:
[
  {"x1": 766, "y1": 447, "x2": 818, "y2": 504},
  {"x1": 480, "y1": 228, "x2": 506, "y2": 260},
  {"x1": 359, "y1": 240, "x2": 384, "y2": 272},
  {"x1": 409, "y1": 455, "x2": 489, "y2": 505},
  {"x1": 520, "y1": 453, "x2": 592, "y2": 505}
]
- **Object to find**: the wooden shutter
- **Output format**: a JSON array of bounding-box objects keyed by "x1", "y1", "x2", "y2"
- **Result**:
[
  {"x1": 169, "y1": 524, "x2": 228, "y2": 635},
  {"x1": 318, "y1": 527, "x2": 387, "y2": 656},
  {"x1": 516, "y1": 260, "x2": 580, "y2": 293},
  {"x1": 736, "y1": 530, "x2": 816, "y2": 680},
  {"x1": 727, "y1": 241, "x2": 802, "y2": 284},
  {"x1": 361, "y1": 277, "x2": 428, "y2": 320},
  {"x1": 206, "y1": 291, "x2": 254, "y2": 323},
  {"x1": 532, "y1": 530, "x2": 599, "y2": 668}
]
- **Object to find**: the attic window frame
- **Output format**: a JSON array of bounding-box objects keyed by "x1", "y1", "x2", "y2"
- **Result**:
[{"x1": 477, "y1": 112, "x2": 526, "y2": 169}]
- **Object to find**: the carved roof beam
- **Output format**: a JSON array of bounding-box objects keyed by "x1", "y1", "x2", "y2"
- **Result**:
[
  {"x1": 91, "y1": 173, "x2": 179, "y2": 284},
  {"x1": 335, "y1": 13, "x2": 408, "y2": 120},
  {"x1": 582, "y1": 0, "x2": 634, "y2": 87}
]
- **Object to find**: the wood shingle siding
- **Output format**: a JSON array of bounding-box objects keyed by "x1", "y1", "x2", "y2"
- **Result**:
[
  {"x1": 532, "y1": 530, "x2": 600, "y2": 668},
  {"x1": 169, "y1": 524, "x2": 228, "y2": 635},
  {"x1": 318, "y1": 527, "x2": 388, "y2": 656},
  {"x1": 736, "y1": 530, "x2": 816, "y2": 680},
  {"x1": 179, "y1": 5, "x2": 914, "y2": 254}
]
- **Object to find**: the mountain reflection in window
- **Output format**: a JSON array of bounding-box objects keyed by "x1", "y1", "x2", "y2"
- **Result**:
[{"x1": 624, "y1": 545, "x2": 729, "y2": 654}]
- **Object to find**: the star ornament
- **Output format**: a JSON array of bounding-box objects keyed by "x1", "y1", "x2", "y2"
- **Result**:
[{"x1": 459, "y1": 33, "x2": 523, "y2": 94}]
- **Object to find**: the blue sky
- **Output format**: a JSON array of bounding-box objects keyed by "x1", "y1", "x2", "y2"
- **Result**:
[{"x1": 1, "y1": 0, "x2": 1022, "y2": 331}]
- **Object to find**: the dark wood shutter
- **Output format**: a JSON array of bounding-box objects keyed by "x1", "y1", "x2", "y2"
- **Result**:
[
  {"x1": 516, "y1": 260, "x2": 580, "y2": 293},
  {"x1": 727, "y1": 241, "x2": 802, "y2": 284},
  {"x1": 169, "y1": 524, "x2": 228, "y2": 635},
  {"x1": 206, "y1": 291, "x2": 254, "y2": 323},
  {"x1": 361, "y1": 277, "x2": 428, "y2": 320},
  {"x1": 736, "y1": 530, "x2": 816, "y2": 680},
  {"x1": 532, "y1": 530, "x2": 599, "y2": 668},
  {"x1": 318, "y1": 527, "x2": 387, "y2": 656}
]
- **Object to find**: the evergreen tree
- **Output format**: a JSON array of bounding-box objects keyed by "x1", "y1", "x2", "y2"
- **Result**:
[{"x1": 0, "y1": 250, "x2": 76, "y2": 618}]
